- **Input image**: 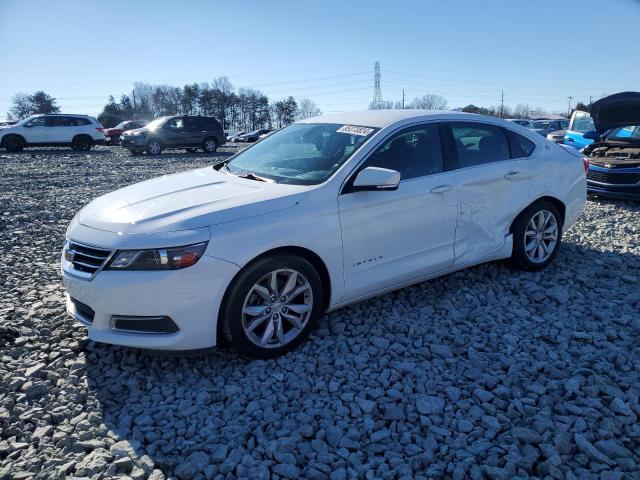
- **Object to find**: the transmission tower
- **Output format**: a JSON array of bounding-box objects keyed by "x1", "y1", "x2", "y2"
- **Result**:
[{"x1": 372, "y1": 61, "x2": 382, "y2": 109}]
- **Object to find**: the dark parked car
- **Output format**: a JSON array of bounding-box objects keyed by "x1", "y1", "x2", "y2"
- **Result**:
[
  {"x1": 120, "y1": 115, "x2": 226, "y2": 155},
  {"x1": 236, "y1": 128, "x2": 272, "y2": 142},
  {"x1": 531, "y1": 119, "x2": 568, "y2": 137},
  {"x1": 103, "y1": 120, "x2": 147, "y2": 144}
]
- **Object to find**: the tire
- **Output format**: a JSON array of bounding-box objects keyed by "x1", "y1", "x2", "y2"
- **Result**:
[
  {"x1": 509, "y1": 199, "x2": 563, "y2": 271},
  {"x1": 71, "y1": 135, "x2": 93, "y2": 151},
  {"x1": 221, "y1": 255, "x2": 323, "y2": 359},
  {"x1": 3, "y1": 135, "x2": 24, "y2": 152},
  {"x1": 185, "y1": 148, "x2": 197, "y2": 153},
  {"x1": 146, "y1": 139, "x2": 162, "y2": 155},
  {"x1": 202, "y1": 137, "x2": 218, "y2": 153}
]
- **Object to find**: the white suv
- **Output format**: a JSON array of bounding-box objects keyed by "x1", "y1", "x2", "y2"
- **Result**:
[{"x1": 0, "y1": 114, "x2": 107, "y2": 152}]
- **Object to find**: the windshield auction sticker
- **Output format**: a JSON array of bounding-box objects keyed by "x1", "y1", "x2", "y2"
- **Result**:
[{"x1": 337, "y1": 125, "x2": 375, "y2": 136}]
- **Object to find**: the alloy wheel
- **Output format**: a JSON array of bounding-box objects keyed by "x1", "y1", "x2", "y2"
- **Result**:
[
  {"x1": 204, "y1": 139, "x2": 217, "y2": 152},
  {"x1": 148, "y1": 141, "x2": 161, "y2": 154},
  {"x1": 241, "y1": 268, "x2": 313, "y2": 348},
  {"x1": 524, "y1": 210, "x2": 558, "y2": 263}
]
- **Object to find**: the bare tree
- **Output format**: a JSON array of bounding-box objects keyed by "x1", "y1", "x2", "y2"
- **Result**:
[
  {"x1": 296, "y1": 98, "x2": 322, "y2": 120},
  {"x1": 408, "y1": 94, "x2": 448, "y2": 110},
  {"x1": 8, "y1": 93, "x2": 32, "y2": 120}
]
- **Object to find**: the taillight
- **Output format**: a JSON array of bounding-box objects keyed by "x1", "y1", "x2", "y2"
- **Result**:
[
  {"x1": 582, "y1": 157, "x2": 589, "y2": 174},
  {"x1": 96, "y1": 127, "x2": 104, "y2": 133}
]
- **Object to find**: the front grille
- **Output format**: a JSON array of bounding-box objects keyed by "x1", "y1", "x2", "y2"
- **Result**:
[
  {"x1": 65, "y1": 241, "x2": 112, "y2": 275},
  {"x1": 587, "y1": 170, "x2": 640, "y2": 185}
]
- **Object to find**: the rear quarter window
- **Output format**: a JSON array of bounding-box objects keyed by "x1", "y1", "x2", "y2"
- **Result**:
[
  {"x1": 203, "y1": 118, "x2": 222, "y2": 130},
  {"x1": 506, "y1": 130, "x2": 536, "y2": 158}
]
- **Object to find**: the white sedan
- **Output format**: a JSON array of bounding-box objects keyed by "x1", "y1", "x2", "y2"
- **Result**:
[{"x1": 61, "y1": 110, "x2": 586, "y2": 358}]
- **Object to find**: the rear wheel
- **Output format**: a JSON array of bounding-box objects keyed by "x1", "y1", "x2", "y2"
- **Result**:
[
  {"x1": 71, "y1": 135, "x2": 93, "y2": 151},
  {"x1": 3, "y1": 135, "x2": 24, "y2": 152},
  {"x1": 222, "y1": 255, "x2": 323, "y2": 358},
  {"x1": 203, "y1": 138, "x2": 218, "y2": 153},
  {"x1": 146, "y1": 139, "x2": 162, "y2": 155},
  {"x1": 509, "y1": 200, "x2": 562, "y2": 271}
]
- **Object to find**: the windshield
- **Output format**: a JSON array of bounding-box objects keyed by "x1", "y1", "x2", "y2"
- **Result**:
[
  {"x1": 225, "y1": 123, "x2": 378, "y2": 185},
  {"x1": 145, "y1": 117, "x2": 169, "y2": 130},
  {"x1": 533, "y1": 121, "x2": 551, "y2": 129},
  {"x1": 570, "y1": 112, "x2": 595, "y2": 133},
  {"x1": 606, "y1": 125, "x2": 640, "y2": 140},
  {"x1": 114, "y1": 121, "x2": 128, "y2": 128}
]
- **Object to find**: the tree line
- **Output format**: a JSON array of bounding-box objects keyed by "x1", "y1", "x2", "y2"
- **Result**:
[{"x1": 98, "y1": 77, "x2": 322, "y2": 130}]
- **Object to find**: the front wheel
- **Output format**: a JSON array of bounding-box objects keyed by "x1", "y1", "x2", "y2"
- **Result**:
[
  {"x1": 3, "y1": 136, "x2": 24, "y2": 152},
  {"x1": 146, "y1": 139, "x2": 162, "y2": 155},
  {"x1": 221, "y1": 255, "x2": 323, "y2": 358},
  {"x1": 509, "y1": 200, "x2": 562, "y2": 271}
]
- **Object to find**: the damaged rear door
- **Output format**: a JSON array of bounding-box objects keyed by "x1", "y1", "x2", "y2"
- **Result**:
[{"x1": 445, "y1": 122, "x2": 546, "y2": 266}]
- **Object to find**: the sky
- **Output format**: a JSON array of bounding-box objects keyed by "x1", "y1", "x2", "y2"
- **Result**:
[{"x1": 1, "y1": 0, "x2": 639, "y2": 120}]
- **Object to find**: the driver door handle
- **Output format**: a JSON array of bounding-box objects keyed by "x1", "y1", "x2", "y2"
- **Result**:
[{"x1": 430, "y1": 185, "x2": 451, "y2": 193}]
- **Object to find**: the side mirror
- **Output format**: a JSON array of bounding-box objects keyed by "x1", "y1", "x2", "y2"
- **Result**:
[
  {"x1": 352, "y1": 167, "x2": 400, "y2": 192},
  {"x1": 583, "y1": 130, "x2": 597, "y2": 140}
]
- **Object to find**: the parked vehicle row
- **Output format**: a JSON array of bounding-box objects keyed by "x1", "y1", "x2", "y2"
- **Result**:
[
  {"x1": 61, "y1": 110, "x2": 587, "y2": 358},
  {"x1": 1, "y1": 113, "x2": 272, "y2": 154}
]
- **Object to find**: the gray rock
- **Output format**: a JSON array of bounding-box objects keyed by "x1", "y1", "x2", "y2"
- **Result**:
[
  {"x1": 575, "y1": 433, "x2": 614, "y2": 466},
  {"x1": 416, "y1": 395, "x2": 445, "y2": 415}
]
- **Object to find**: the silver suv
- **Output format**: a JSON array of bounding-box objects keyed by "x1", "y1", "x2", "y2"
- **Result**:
[{"x1": 0, "y1": 114, "x2": 107, "y2": 152}]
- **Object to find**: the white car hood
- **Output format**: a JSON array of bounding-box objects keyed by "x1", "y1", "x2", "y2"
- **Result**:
[{"x1": 78, "y1": 167, "x2": 309, "y2": 234}]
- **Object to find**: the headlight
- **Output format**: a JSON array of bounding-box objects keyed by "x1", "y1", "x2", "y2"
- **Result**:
[
  {"x1": 106, "y1": 242, "x2": 208, "y2": 270},
  {"x1": 131, "y1": 130, "x2": 146, "y2": 137}
]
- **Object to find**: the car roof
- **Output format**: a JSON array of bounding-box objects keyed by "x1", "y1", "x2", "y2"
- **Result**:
[
  {"x1": 37, "y1": 113, "x2": 92, "y2": 117},
  {"x1": 297, "y1": 109, "x2": 497, "y2": 129}
]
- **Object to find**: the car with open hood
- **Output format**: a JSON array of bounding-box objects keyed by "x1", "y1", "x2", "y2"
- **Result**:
[
  {"x1": 61, "y1": 110, "x2": 586, "y2": 358},
  {"x1": 582, "y1": 92, "x2": 640, "y2": 199}
]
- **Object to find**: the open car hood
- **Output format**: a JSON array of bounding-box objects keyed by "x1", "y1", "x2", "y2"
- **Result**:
[{"x1": 591, "y1": 91, "x2": 640, "y2": 136}]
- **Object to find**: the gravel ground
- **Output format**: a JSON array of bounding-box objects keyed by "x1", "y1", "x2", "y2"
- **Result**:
[{"x1": 1, "y1": 145, "x2": 639, "y2": 480}]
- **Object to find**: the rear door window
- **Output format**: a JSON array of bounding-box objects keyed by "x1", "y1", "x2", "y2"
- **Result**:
[
  {"x1": 48, "y1": 116, "x2": 73, "y2": 127},
  {"x1": 449, "y1": 123, "x2": 510, "y2": 168}
]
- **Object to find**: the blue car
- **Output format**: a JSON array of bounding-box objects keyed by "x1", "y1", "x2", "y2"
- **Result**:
[
  {"x1": 564, "y1": 110, "x2": 595, "y2": 150},
  {"x1": 583, "y1": 91, "x2": 640, "y2": 200}
]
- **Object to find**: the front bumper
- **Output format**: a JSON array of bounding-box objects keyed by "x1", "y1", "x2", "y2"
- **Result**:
[
  {"x1": 587, "y1": 183, "x2": 640, "y2": 200},
  {"x1": 120, "y1": 136, "x2": 146, "y2": 149},
  {"x1": 62, "y1": 254, "x2": 240, "y2": 350},
  {"x1": 586, "y1": 165, "x2": 640, "y2": 200}
]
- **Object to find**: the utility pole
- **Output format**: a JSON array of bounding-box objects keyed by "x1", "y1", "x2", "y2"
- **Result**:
[
  {"x1": 402, "y1": 89, "x2": 405, "y2": 109},
  {"x1": 589, "y1": 96, "x2": 593, "y2": 107},
  {"x1": 567, "y1": 96, "x2": 573, "y2": 117},
  {"x1": 132, "y1": 90, "x2": 137, "y2": 115},
  {"x1": 372, "y1": 61, "x2": 382, "y2": 109},
  {"x1": 500, "y1": 90, "x2": 504, "y2": 118}
]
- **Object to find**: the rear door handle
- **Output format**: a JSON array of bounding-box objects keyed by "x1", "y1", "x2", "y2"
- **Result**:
[
  {"x1": 430, "y1": 185, "x2": 452, "y2": 193},
  {"x1": 504, "y1": 171, "x2": 531, "y2": 181}
]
